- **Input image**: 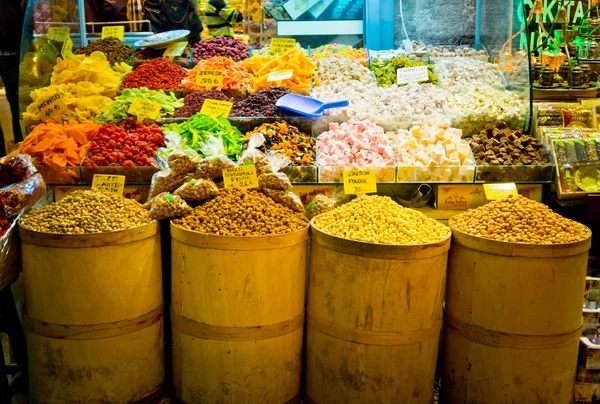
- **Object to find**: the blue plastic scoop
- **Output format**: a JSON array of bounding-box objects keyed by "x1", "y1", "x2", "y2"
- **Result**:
[{"x1": 275, "y1": 94, "x2": 349, "y2": 118}]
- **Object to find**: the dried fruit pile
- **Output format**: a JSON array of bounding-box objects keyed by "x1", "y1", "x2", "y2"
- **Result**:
[
  {"x1": 75, "y1": 37, "x2": 133, "y2": 65},
  {"x1": 245, "y1": 121, "x2": 315, "y2": 166},
  {"x1": 121, "y1": 57, "x2": 187, "y2": 91},
  {"x1": 192, "y1": 36, "x2": 249, "y2": 62}
]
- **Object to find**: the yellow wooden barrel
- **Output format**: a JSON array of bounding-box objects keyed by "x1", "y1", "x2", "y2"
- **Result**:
[
  {"x1": 170, "y1": 222, "x2": 308, "y2": 404},
  {"x1": 305, "y1": 223, "x2": 451, "y2": 404},
  {"x1": 20, "y1": 222, "x2": 165, "y2": 404},
  {"x1": 443, "y1": 224, "x2": 592, "y2": 404}
]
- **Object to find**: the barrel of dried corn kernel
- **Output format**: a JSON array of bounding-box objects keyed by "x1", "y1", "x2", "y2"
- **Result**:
[
  {"x1": 443, "y1": 224, "x2": 592, "y2": 404},
  {"x1": 170, "y1": 222, "x2": 309, "y2": 404},
  {"x1": 305, "y1": 223, "x2": 451, "y2": 404},
  {"x1": 20, "y1": 222, "x2": 164, "y2": 403}
]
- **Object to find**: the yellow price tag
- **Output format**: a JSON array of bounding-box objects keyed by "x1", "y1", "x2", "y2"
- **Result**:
[
  {"x1": 267, "y1": 70, "x2": 294, "y2": 82},
  {"x1": 92, "y1": 175, "x2": 126, "y2": 196},
  {"x1": 102, "y1": 26, "x2": 125, "y2": 40},
  {"x1": 37, "y1": 93, "x2": 66, "y2": 123},
  {"x1": 164, "y1": 41, "x2": 188, "y2": 58},
  {"x1": 343, "y1": 169, "x2": 377, "y2": 195},
  {"x1": 200, "y1": 99, "x2": 233, "y2": 117},
  {"x1": 48, "y1": 27, "x2": 70, "y2": 41},
  {"x1": 483, "y1": 183, "x2": 518, "y2": 200},
  {"x1": 223, "y1": 164, "x2": 259, "y2": 190},
  {"x1": 196, "y1": 70, "x2": 224, "y2": 90},
  {"x1": 61, "y1": 36, "x2": 74, "y2": 59},
  {"x1": 128, "y1": 98, "x2": 162, "y2": 121},
  {"x1": 270, "y1": 38, "x2": 296, "y2": 55}
]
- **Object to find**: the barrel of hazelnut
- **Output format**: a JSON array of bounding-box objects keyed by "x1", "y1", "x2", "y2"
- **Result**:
[{"x1": 449, "y1": 195, "x2": 591, "y2": 244}]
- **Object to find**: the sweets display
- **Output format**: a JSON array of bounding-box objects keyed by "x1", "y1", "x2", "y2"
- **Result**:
[
  {"x1": 20, "y1": 190, "x2": 153, "y2": 234},
  {"x1": 242, "y1": 50, "x2": 316, "y2": 94},
  {"x1": 450, "y1": 195, "x2": 590, "y2": 244},
  {"x1": 313, "y1": 59, "x2": 375, "y2": 87},
  {"x1": 310, "y1": 44, "x2": 368, "y2": 66},
  {"x1": 173, "y1": 188, "x2": 308, "y2": 236},
  {"x1": 193, "y1": 36, "x2": 250, "y2": 62},
  {"x1": 370, "y1": 57, "x2": 438, "y2": 87},
  {"x1": 435, "y1": 59, "x2": 505, "y2": 89},
  {"x1": 121, "y1": 58, "x2": 187, "y2": 91},
  {"x1": 313, "y1": 195, "x2": 450, "y2": 244},
  {"x1": 181, "y1": 56, "x2": 248, "y2": 93},
  {"x1": 75, "y1": 37, "x2": 133, "y2": 65}
]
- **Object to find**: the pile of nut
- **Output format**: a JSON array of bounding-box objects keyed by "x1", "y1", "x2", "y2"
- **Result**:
[
  {"x1": 450, "y1": 195, "x2": 591, "y2": 244},
  {"x1": 20, "y1": 190, "x2": 153, "y2": 234},
  {"x1": 173, "y1": 188, "x2": 308, "y2": 236},
  {"x1": 313, "y1": 195, "x2": 450, "y2": 245},
  {"x1": 469, "y1": 123, "x2": 550, "y2": 165}
]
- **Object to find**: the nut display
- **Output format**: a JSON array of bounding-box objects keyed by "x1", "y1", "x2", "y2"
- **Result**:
[
  {"x1": 449, "y1": 195, "x2": 590, "y2": 244},
  {"x1": 305, "y1": 194, "x2": 334, "y2": 219},
  {"x1": 75, "y1": 37, "x2": 133, "y2": 65},
  {"x1": 313, "y1": 195, "x2": 450, "y2": 245},
  {"x1": 173, "y1": 178, "x2": 219, "y2": 202},
  {"x1": 173, "y1": 188, "x2": 308, "y2": 236},
  {"x1": 149, "y1": 193, "x2": 192, "y2": 220},
  {"x1": 469, "y1": 123, "x2": 550, "y2": 165},
  {"x1": 259, "y1": 188, "x2": 303, "y2": 212},
  {"x1": 20, "y1": 190, "x2": 152, "y2": 234}
]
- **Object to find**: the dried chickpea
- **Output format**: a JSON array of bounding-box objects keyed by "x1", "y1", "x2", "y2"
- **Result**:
[
  {"x1": 450, "y1": 195, "x2": 591, "y2": 244},
  {"x1": 174, "y1": 178, "x2": 219, "y2": 203},
  {"x1": 149, "y1": 193, "x2": 192, "y2": 220},
  {"x1": 173, "y1": 188, "x2": 308, "y2": 236},
  {"x1": 20, "y1": 190, "x2": 153, "y2": 234},
  {"x1": 313, "y1": 195, "x2": 450, "y2": 245}
]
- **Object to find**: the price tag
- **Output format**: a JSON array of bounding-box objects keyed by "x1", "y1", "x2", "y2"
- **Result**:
[
  {"x1": 343, "y1": 169, "x2": 377, "y2": 195},
  {"x1": 101, "y1": 26, "x2": 125, "y2": 40},
  {"x1": 397, "y1": 66, "x2": 429, "y2": 85},
  {"x1": 483, "y1": 183, "x2": 518, "y2": 200},
  {"x1": 37, "y1": 92, "x2": 66, "y2": 123},
  {"x1": 40, "y1": 40, "x2": 59, "y2": 61},
  {"x1": 48, "y1": 27, "x2": 70, "y2": 41},
  {"x1": 61, "y1": 36, "x2": 74, "y2": 59},
  {"x1": 92, "y1": 174, "x2": 126, "y2": 195},
  {"x1": 164, "y1": 41, "x2": 188, "y2": 58},
  {"x1": 267, "y1": 70, "x2": 294, "y2": 82},
  {"x1": 223, "y1": 165, "x2": 259, "y2": 190},
  {"x1": 270, "y1": 38, "x2": 296, "y2": 55},
  {"x1": 128, "y1": 98, "x2": 162, "y2": 121},
  {"x1": 200, "y1": 99, "x2": 233, "y2": 117},
  {"x1": 196, "y1": 70, "x2": 224, "y2": 90},
  {"x1": 80, "y1": 58, "x2": 109, "y2": 72}
]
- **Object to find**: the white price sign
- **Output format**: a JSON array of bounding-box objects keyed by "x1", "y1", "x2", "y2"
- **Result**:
[{"x1": 397, "y1": 66, "x2": 429, "y2": 85}]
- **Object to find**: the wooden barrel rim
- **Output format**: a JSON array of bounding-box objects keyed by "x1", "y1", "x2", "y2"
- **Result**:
[
  {"x1": 448, "y1": 219, "x2": 591, "y2": 258},
  {"x1": 444, "y1": 309, "x2": 583, "y2": 350},
  {"x1": 170, "y1": 221, "x2": 309, "y2": 251},
  {"x1": 310, "y1": 220, "x2": 451, "y2": 260},
  {"x1": 18, "y1": 221, "x2": 160, "y2": 248},
  {"x1": 24, "y1": 304, "x2": 164, "y2": 340},
  {"x1": 171, "y1": 308, "x2": 304, "y2": 341},
  {"x1": 307, "y1": 311, "x2": 442, "y2": 346}
]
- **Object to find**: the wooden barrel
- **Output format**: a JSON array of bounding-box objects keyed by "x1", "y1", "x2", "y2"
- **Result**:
[
  {"x1": 20, "y1": 222, "x2": 165, "y2": 404},
  {"x1": 170, "y1": 222, "x2": 308, "y2": 404},
  {"x1": 305, "y1": 223, "x2": 451, "y2": 404},
  {"x1": 443, "y1": 224, "x2": 592, "y2": 404}
]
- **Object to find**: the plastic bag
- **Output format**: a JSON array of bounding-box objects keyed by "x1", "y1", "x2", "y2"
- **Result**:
[
  {"x1": 0, "y1": 155, "x2": 36, "y2": 187},
  {"x1": 156, "y1": 131, "x2": 200, "y2": 172},
  {"x1": 257, "y1": 151, "x2": 292, "y2": 191},
  {"x1": 305, "y1": 194, "x2": 335, "y2": 219},
  {"x1": 149, "y1": 193, "x2": 192, "y2": 220},
  {"x1": 197, "y1": 136, "x2": 236, "y2": 179},
  {"x1": 0, "y1": 213, "x2": 21, "y2": 288},
  {"x1": 174, "y1": 178, "x2": 219, "y2": 203},
  {"x1": 239, "y1": 133, "x2": 270, "y2": 175},
  {"x1": 146, "y1": 169, "x2": 190, "y2": 203},
  {"x1": 260, "y1": 188, "x2": 304, "y2": 213},
  {"x1": 0, "y1": 155, "x2": 46, "y2": 218}
]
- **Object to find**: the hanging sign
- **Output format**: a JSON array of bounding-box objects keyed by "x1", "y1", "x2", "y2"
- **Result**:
[
  {"x1": 343, "y1": 169, "x2": 377, "y2": 195},
  {"x1": 223, "y1": 164, "x2": 259, "y2": 189},
  {"x1": 92, "y1": 174, "x2": 126, "y2": 195},
  {"x1": 483, "y1": 183, "x2": 518, "y2": 200},
  {"x1": 102, "y1": 26, "x2": 125, "y2": 40},
  {"x1": 200, "y1": 99, "x2": 233, "y2": 117}
]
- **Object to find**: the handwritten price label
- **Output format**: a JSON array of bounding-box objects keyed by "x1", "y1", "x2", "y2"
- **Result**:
[
  {"x1": 92, "y1": 175, "x2": 126, "y2": 195},
  {"x1": 397, "y1": 66, "x2": 429, "y2": 85},
  {"x1": 267, "y1": 70, "x2": 294, "y2": 82},
  {"x1": 196, "y1": 70, "x2": 224, "y2": 90},
  {"x1": 48, "y1": 27, "x2": 70, "y2": 41},
  {"x1": 223, "y1": 165, "x2": 259, "y2": 190},
  {"x1": 164, "y1": 41, "x2": 188, "y2": 58},
  {"x1": 343, "y1": 169, "x2": 377, "y2": 195},
  {"x1": 61, "y1": 36, "x2": 74, "y2": 59},
  {"x1": 102, "y1": 26, "x2": 125, "y2": 40},
  {"x1": 200, "y1": 99, "x2": 233, "y2": 117},
  {"x1": 37, "y1": 93, "x2": 66, "y2": 123},
  {"x1": 483, "y1": 183, "x2": 518, "y2": 200},
  {"x1": 128, "y1": 98, "x2": 162, "y2": 121},
  {"x1": 270, "y1": 38, "x2": 296, "y2": 55}
]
